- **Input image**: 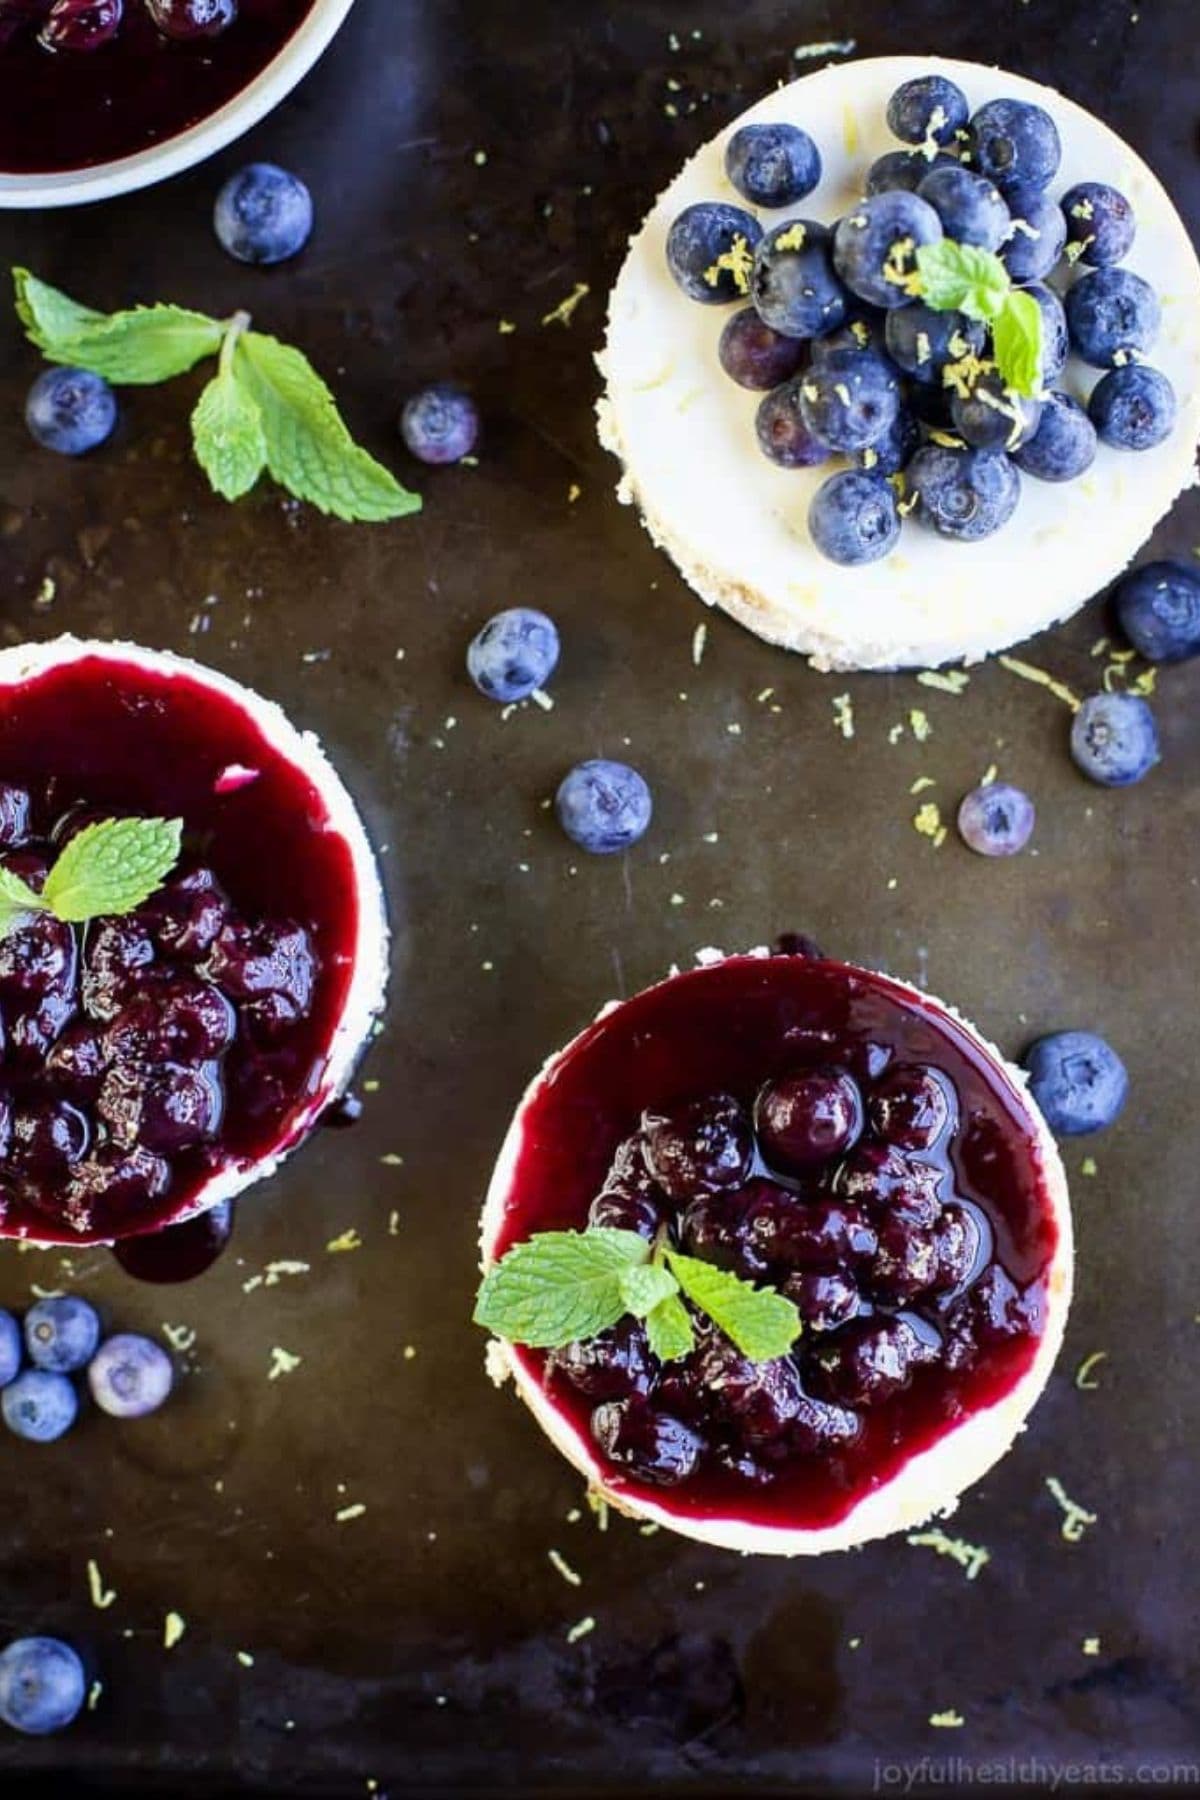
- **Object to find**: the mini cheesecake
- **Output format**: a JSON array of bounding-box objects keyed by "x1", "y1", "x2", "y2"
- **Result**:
[
  {"x1": 479, "y1": 951, "x2": 1072, "y2": 1556},
  {"x1": 0, "y1": 636, "x2": 388, "y2": 1246},
  {"x1": 597, "y1": 55, "x2": 1200, "y2": 670}
]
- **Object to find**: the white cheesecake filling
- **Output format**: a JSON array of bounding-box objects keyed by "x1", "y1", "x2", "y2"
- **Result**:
[
  {"x1": 0, "y1": 635, "x2": 389, "y2": 1243},
  {"x1": 598, "y1": 55, "x2": 1200, "y2": 671},
  {"x1": 479, "y1": 952, "x2": 1073, "y2": 1557}
]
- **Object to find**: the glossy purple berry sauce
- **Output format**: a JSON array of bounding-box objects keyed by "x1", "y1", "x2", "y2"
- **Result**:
[
  {"x1": 492, "y1": 956, "x2": 1059, "y2": 1531},
  {"x1": 0, "y1": 652, "x2": 360, "y2": 1245}
]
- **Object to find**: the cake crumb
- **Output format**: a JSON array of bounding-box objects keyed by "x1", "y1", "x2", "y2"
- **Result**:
[
  {"x1": 236, "y1": 1652, "x2": 255, "y2": 1668},
  {"x1": 548, "y1": 1549, "x2": 583, "y2": 1588},
  {"x1": 930, "y1": 1709, "x2": 965, "y2": 1728},
  {"x1": 1081, "y1": 1157, "x2": 1098, "y2": 1177},
  {"x1": 335, "y1": 1503, "x2": 367, "y2": 1524},
  {"x1": 567, "y1": 483, "x2": 581, "y2": 504},
  {"x1": 692, "y1": 622, "x2": 708, "y2": 666},
  {"x1": 909, "y1": 708, "x2": 931, "y2": 742},
  {"x1": 87, "y1": 1680, "x2": 103, "y2": 1711},
  {"x1": 326, "y1": 1229, "x2": 363, "y2": 1255},
  {"x1": 1074, "y1": 1351, "x2": 1107, "y2": 1390},
  {"x1": 907, "y1": 1528, "x2": 990, "y2": 1581},
  {"x1": 164, "y1": 1613, "x2": 186, "y2": 1650},
  {"x1": 1083, "y1": 1636, "x2": 1102, "y2": 1656},
  {"x1": 910, "y1": 776, "x2": 936, "y2": 795},
  {"x1": 1045, "y1": 1474, "x2": 1098, "y2": 1542},
  {"x1": 87, "y1": 1559, "x2": 118, "y2": 1610},
  {"x1": 161, "y1": 1322, "x2": 196, "y2": 1352},
  {"x1": 913, "y1": 802, "x2": 947, "y2": 848},
  {"x1": 498, "y1": 319, "x2": 516, "y2": 335},
  {"x1": 832, "y1": 693, "x2": 855, "y2": 739},
  {"x1": 566, "y1": 1615, "x2": 596, "y2": 1644},
  {"x1": 848, "y1": 1637, "x2": 862, "y2": 1650},
  {"x1": 268, "y1": 1347, "x2": 302, "y2": 1382},
  {"x1": 917, "y1": 669, "x2": 970, "y2": 695},
  {"x1": 541, "y1": 282, "x2": 590, "y2": 328}
]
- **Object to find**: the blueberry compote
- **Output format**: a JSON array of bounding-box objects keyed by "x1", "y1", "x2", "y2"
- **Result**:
[
  {"x1": 495, "y1": 956, "x2": 1060, "y2": 1531},
  {"x1": 0, "y1": 0, "x2": 315, "y2": 175},
  {"x1": 0, "y1": 653, "x2": 358, "y2": 1245}
]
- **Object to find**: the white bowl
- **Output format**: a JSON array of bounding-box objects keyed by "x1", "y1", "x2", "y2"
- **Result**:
[{"x1": 0, "y1": 0, "x2": 357, "y2": 209}]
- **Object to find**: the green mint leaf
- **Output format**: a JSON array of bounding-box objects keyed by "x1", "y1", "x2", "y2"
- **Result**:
[
  {"x1": 991, "y1": 289, "x2": 1043, "y2": 398},
  {"x1": 645, "y1": 1292, "x2": 695, "y2": 1363},
  {"x1": 618, "y1": 1262, "x2": 679, "y2": 1319},
  {"x1": 14, "y1": 268, "x2": 222, "y2": 384},
  {"x1": 192, "y1": 361, "x2": 268, "y2": 502},
  {"x1": 0, "y1": 864, "x2": 48, "y2": 940},
  {"x1": 914, "y1": 241, "x2": 1009, "y2": 321},
  {"x1": 235, "y1": 330, "x2": 422, "y2": 524},
  {"x1": 665, "y1": 1249, "x2": 801, "y2": 1362},
  {"x1": 43, "y1": 816, "x2": 182, "y2": 924},
  {"x1": 474, "y1": 1228, "x2": 648, "y2": 1348}
]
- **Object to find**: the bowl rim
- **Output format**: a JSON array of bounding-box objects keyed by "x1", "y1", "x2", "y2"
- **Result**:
[{"x1": 0, "y1": 0, "x2": 358, "y2": 209}]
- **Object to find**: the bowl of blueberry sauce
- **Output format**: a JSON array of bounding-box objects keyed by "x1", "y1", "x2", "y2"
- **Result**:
[
  {"x1": 0, "y1": 0, "x2": 355, "y2": 205},
  {"x1": 0, "y1": 635, "x2": 387, "y2": 1247}
]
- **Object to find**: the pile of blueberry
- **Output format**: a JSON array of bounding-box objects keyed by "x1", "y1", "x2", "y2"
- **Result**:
[
  {"x1": 549, "y1": 1058, "x2": 1041, "y2": 1490},
  {"x1": 1, "y1": 0, "x2": 240, "y2": 55},
  {"x1": 1, "y1": 1295, "x2": 174, "y2": 1441},
  {"x1": 0, "y1": 782, "x2": 319, "y2": 1240},
  {"x1": 666, "y1": 74, "x2": 1177, "y2": 565}
]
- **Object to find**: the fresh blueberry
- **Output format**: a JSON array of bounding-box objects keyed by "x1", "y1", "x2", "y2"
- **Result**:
[
  {"x1": 833, "y1": 192, "x2": 942, "y2": 310},
  {"x1": 887, "y1": 75, "x2": 969, "y2": 146},
  {"x1": 1065, "y1": 268, "x2": 1160, "y2": 368},
  {"x1": 956, "y1": 782, "x2": 1036, "y2": 856},
  {"x1": 0, "y1": 1638, "x2": 86, "y2": 1736},
  {"x1": 950, "y1": 370, "x2": 1042, "y2": 453},
  {"x1": 755, "y1": 380, "x2": 831, "y2": 469},
  {"x1": 1013, "y1": 390, "x2": 1097, "y2": 482},
  {"x1": 865, "y1": 149, "x2": 959, "y2": 196},
  {"x1": 1000, "y1": 182, "x2": 1067, "y2": 283},
  {"x1": 25, "y1": 367, "x2": 116, "y2": 457},
  {"x1": 1088, "y1": 364, "x2": 1176, "y2": 451},
  {"x1": 0, "y1": 1310, "x2": 20, "y2": 1387},
  {"x1": 555, "y1": 760, "x2": 652, "y2": 855},
  {"x1": 967, "y1": 97, "x2": 1061, "y2": 193},
  {"x1": 665, "y1": 201, "x2": 762, "y2": 304},
  {"x1": 798, "y1": 349, "x2": 899, "y2": 452},
  {"x1": 885, "y1": 303, "x2": 985, "y2": 386},
  {"x1": 87, "y1": 1333, "x2": 174, "y2": 1419},
  {"x1": 1, "y1": 1370, "x2": 78, "y2": 1442},
  {"x1": 858, "y1": 405, "x2": 920, "y2": 477},
  {"x1": 1024, "y1": 1030, "x2": 1128, "y2": 1135},
  {"x1": 717, "y1": 307, "x2": 805, "y2": 390},
  {"x1": 917, "y1": 164, "x2": 1010, "y2": 252},
  {"x1": 808, "y1": 470, "x2": 901, "y2": 566},
  {"x1": 399, "y1": 383, "x2": 478, "y2": 465},
  {"x1": 724, "y1": 122, "x2": 821, "y2": 208},
  {"x1": 1061, "y1": 181, "x2": 1136, "y2": 269},
  {"x1": 213, "y1": 163, "x2": 313, "y2": 265},
  {"x1": 466, "y1": 607, "x2": 560, "y2": 702},
  {"x1": 24, "y1": 1296, "x2": 101, "y2": 1374},
  {"x1": 1027, "y1": 282, "x2": 1069, "y2": 381},
  {"x1": 1070, "y1": 692, "x2": 1160, "y2": 786},
  {"x1": 751, "y1": 218, "x2": 845, "y2": 338},
  {"x1": 1114, "y1": 560, "x2": 1200, "y2": 663},
  {"x1": 907, "y1": 443, "x2": 1021, "y2": 541}
]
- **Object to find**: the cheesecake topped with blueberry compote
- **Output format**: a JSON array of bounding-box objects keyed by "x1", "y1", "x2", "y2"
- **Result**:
[
  {"x1": 478, "y1": 951, "x2": 1072, "y2": 1555},
  {"x1": 598, "y1": 55, "x2": 1200, "y2": 670}
]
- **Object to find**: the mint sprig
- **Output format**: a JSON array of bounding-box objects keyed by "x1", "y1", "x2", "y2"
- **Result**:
[
  {"x1": 0, "y1": 816, "x2": 182, "y2": 938},
  {"x1": 13, "y1": 268, "x2": 421, "y2": 526},
  {"x1": 912, "y1": 241, "x2": 1044, "y2": 397},
  {"x1": 474, "y1": 1224, "x2": 802, "y2": 1364}
]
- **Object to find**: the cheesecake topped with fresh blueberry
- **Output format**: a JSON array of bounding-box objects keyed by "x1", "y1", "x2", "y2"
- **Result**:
[{"x1": 597, "y1": 56, "x2": 1200, "y2": 670}]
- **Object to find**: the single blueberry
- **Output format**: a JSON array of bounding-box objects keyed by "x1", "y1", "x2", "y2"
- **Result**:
[
  {"x1": 1065, "y1": 268, "x2": 1160, "y2": 368},
  {"x1": 0, "y1": 1638, "x2": 86, "y2": 1736},
  {"x1": 887, "y1": 75, "x2": 969, "y2": 146},
  {"x1": 145, "y1": 0, "x2": 236, "y2": 39},
  {"x1": 717, "y1": 307, "x2": 805, "y2": 391},
  {"x1": 1024, "y1": 1030, "x2": 1128, "y2": 1135},
  {"x1": 1, "y1": 1369, "x2": 78, "y2": 1443},
  {"x1": 907, "y1": 443, "x2": 1021, "y2": 541},
  {"x1": 807, "y1": 470, "x2": 900, "y2": 566},
  {"x1": 798, "y1": 349, "x2": 899, "y2": 452},
  {"x1": 950, "y1": 370, "x2": 1042, "y2": 453},
  {"x1": 555, "y1": 760, "x2": 652, "y2": 855},
  {"x1": 665, "y1": 201, "x2": 762, "y2": 304},
  {"x1": 466, "y1": 608, "x2": 559, "y2": 703},
  {"x1": 885, "y1": 303, "x2": 985, "y2": 387},
  {"x1": 751, "y1": 218, "x2": 846, "y2": 338},
  {"x1": 25, "y1": 367, "x2": 116, "y2": 457},
  {"x1": 1114, "y1": 560, "x2": 1200, "y2": 663},
  {"x1": 1070, "y1": 692, "x2": 1160, "y2": 786},
  {"x1": 24, "y1": 1296, "x2": 101, "y2": 1374},
  {"x1": 1000, "y1": 182, "x2": 1067, "y2": 283},
  {"x1": 832, "y1": 191, "x2": 943, "y2": 311},
  {"x1": 917, "y1": 163, "x2": 1010, "y2": 252},
  {"x1": 724, "y1": 122, "x2": 821, "y2": 208},
  {"x1": 0, "y1": 1310, "x2": 20, "y2": 1387},
  {"x1": 865, "y1": 149, "x2": 959, "y2": 196},
  {"x1": 754, "y1": 379, "x2": 831, "y2": 469},
  {"x1": 399, "y1": 383, "x2": 478, "y2": 465},
  {"x1": 1013, "y1": 390, "x2": 1097, "y2": 482},
  {"x1": 1061, "y1": 181, "x2": 1136, "y2": 269},
  {"x1": 87, "y1": 1333, "x2": 175, "y2": 1419},
  {"x1": 1088, "y1": 364, "x2": 1176, "y2": 452},
  {"x1": 213, "y1": 163, "x2": 313, "y2": 265},
  {"x1": 967, "y1": 97, "x2": 1061, "y2": 193},
  {"x1": 956, "y1": 782, "x2": 1036, "y2": 856},
  {"x1": 1027, "y1": 282, "x2": 1069, "y2": 382}
]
